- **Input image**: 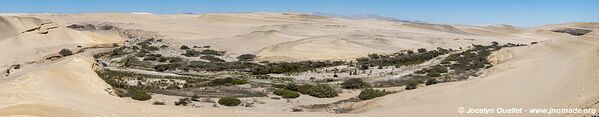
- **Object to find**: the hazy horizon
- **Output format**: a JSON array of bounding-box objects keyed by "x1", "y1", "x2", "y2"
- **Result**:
[{"x1": 1, "y1": 0, "x2": 598, "y2": 27}]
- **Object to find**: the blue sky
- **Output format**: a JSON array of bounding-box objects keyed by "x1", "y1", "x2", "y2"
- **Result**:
[{"x1": 1, "y1": 0, "x2": 597, "y2": 26}]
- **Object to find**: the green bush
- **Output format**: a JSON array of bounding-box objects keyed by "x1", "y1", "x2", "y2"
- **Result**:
[
  {"x1": 307, "y1": 84, "x2": 338, "y2": 98},
  {"x1": 218, "y1": 96, "x2": 241, "y2": 106},
  {"x1": 59, "y1": 49, "x2": 73, "y2": 56},
  {"x1": 405, "y1": 80, "x2": 420, "y2": 90},
  {"x1": 425, "y1": 79, "x2": 438, "y2": 86},
  {"x1": 341, "y1": 78, "x2": 370, "y2": 89},
  {"x1": 273, "y1": 89, "x2": 300, "y2": 99},
  {"x1": 182, "y1": 50, "x2": 201, "y2": 57},
  {"x1": 237, "y1": 54, "x2": 256, "y2": 61},
  {"x1": 430, "y1": 65, "x2": 448, "y2": 73},
  {"x1": 208, "y1": 77, "x2": 247, "y2": 86},
  {"x1": 201, "y1": 55, "x2": 225, "y2": 62},
  {"x1": 200, "y1": 49, "x2": 223, "y2": 56},
  {"x1": 131, "y1": 92, "x2": 152, "y2": 101},
  {"x1": 180, "y1": 45, "x2": 190, "y2": 50},
  {"x1": 358, "y1": 88, "x2": 388, "y2": 100},
  {"x1": 297, "y1": 84, "x2": 313, "y2": 94},
  {"x1": 426, "y1": 71, "x2": 441, "y2": 77},
  {"x1": 284, "y1": 83, "x2": 299, "y2": 92}
]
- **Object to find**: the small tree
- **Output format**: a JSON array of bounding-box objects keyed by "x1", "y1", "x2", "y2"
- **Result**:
[
  {"x1": 341, "y1": 78, "x2": 370, "y2": 89},
  {"x1": 218, "y1": 96, "x2": 241, "y2": 106},
  {"x1": 59, "y1": 49, "x2": 73, "y2": 57}
]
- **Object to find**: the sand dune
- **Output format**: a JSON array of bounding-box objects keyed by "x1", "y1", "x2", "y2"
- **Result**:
[
  {"x1": 0, "y1": 16, "x2": 121, "y2": 74},
  {"x1": 28, "y1": 13, "x2": 548, "y2": 61}
]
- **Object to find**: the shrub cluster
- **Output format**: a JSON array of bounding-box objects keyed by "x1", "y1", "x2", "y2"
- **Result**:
[
  {"x1": 182, "y1": 50, "x2": 201, "y2": 57},
  {"x1": 341, "y1": 78, "x2": 370, "y2": 89},
  {"x1": 307, "y1": 84, "x2": 338, "y2": 98},
  {"x1": 405, "y1": 80, "x2": 421, "y2": 90},
  {"x1": 187, "y1": 61, "x2": 260, "y2": 72},
  {"x1": 273, "y1": 89, "x2": 300, "y2": 99},
  {"x1": 201, "y1": 55, "x2": 225, "y2": 62},
  {"x1": 358, "y1": 88, "x2": 389, "y2": 100},
  {"x1": 251, "y1": 61, "x2": 345, "y2": 75},
  {"x1": 127, "y1": 88, "x2": 152, "y2": 101},
  {"x1": 199, "y1": 49, "x2": 224, "y2": 55},
  {"x1": 425, "y1": 78, "x2": 438, "y2": 86},
  {"x1": 357, "y1": 47, "x2": 451, "y2": 68},
  {"x1": 237, "y1": 54, "x2": 257, "y2": 61},
  {"x1": 208, "y1": 77, "x2": 247, "y2": 86},
  {"x1": 218, "y1": 96, "x2": 241, "y2": 106},
  {"x1": 297, "y1": 84, "x2": 314, "y2": 94}
]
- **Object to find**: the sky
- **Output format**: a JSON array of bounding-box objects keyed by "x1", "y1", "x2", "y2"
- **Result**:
[{"x1": 0, "y1": 0, "x2": 597, "y2": 27}]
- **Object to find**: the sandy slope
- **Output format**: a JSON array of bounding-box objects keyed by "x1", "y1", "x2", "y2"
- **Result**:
[
  {"x1": 0, "y1": 16, "x2": 122, "y2": 73},
  {"x1": 0, "y1": 13, "x2": 597, "y2": 117},
  {"x1": 28, "y1": 13, "x2": 541, "y2": 61}
]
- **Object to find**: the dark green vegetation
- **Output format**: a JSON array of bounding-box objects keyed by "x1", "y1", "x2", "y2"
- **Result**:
[
  {"x1": 404, "y1": 80, "x2": 421, "y2": 90},
  {"x1": 251, "y1": 61, "x2": 345, "y2": 75},
  {"x1": 340, "y1": 78, "x2": 370, "y2": 89},
  {"x1": 131, "y1": 91, "x2": 152, "y2": 101},
  {"x1": 207, "y1": 77, "x2": 247, "y2": 86},
  {"x1": 374, "y1": 42, "x2": 528, "y2": 90},
  {"x1": 425, "y1": 79, "x2": 438, "y2": 86},
  {"x1": 273, "y1": 89, "x2": 301, "y2": 99},
  {"x1": 356, "y1": 47, "x2": 451, "y2": 68},
  {"x1": 180, "y1": 45, "x2": 190, "y2": 50},
  {"x1": 551, "y1": 28, "x2": 592, "y2": 36},
  {"x1": 200, "y1": 55, "x2": 225, "y2": 62},
  {"x1": 59, "y1": 49, "x2": 73, "y2": 56},
  {"x1": 218, "y1": 96, "x2": 241, "y2": 106},
  {"x1": 358, "y1": 88, "x2": 389, "y2": 100},
  {"x1": 274, "y1": 83, "x2": 338, "y2": 98},
  {"x1": 96, "y1": 69, "x2": 266, "y2": 98},
  {"x1": 182, "y1": 49, "x2": 201, "y2": 57},
  {"x1": 237, "y1": 54, "x2": 256, "y2": 61},
  {"x1": 185, "y1": 61, "x2": 260, "y2": 72},
  {"x1": 297, "y1": 84, "x2": 314, "y2": 95},
  {"x1": 307, "y1": 84, "x2": 338, "y2": 98}
]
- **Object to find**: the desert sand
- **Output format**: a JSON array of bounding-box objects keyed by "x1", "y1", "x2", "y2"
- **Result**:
[{"x1": 0, "y1": 13, "x2": 597, "y2": 117}]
